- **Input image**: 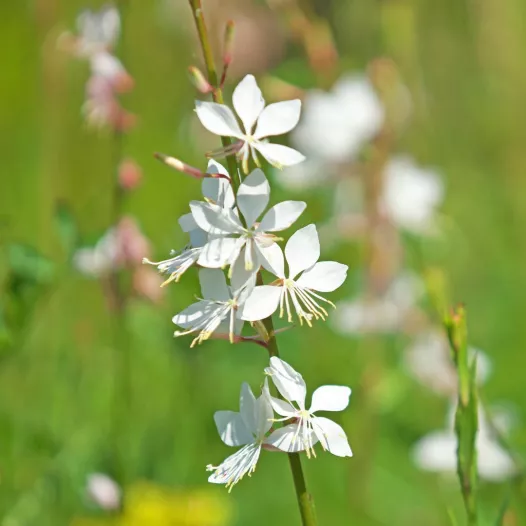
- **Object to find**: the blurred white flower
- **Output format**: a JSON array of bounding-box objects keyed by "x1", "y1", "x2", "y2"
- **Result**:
[
  {"x1": 207, "y1": 381, "x2": 274, "y2": 491},
  {"x1": 413, "y1": 404, "x2": 516, "y2": 482},
  {"x1": 333, "y1": 272, "x2": 423, "y2": 335},
  {"x1": 61, "y1": 5, "x2": 120, "y2": 57},
  {"x1": 241, "y1": 225, "x2": 348, "y2": 325},
  {"x1": 86, "y1": 473, "x2": 121, "y2": 510},
  {"x1": 381, "y1": 156, "x2": 444, "y2": 235},
  {"x1": 265, "y1": 357, "x2": 353, "y2": 458},
  {"x1": 405, "y1": 331, "x2": 492, "y2": 396},
  {"x1": 190, "y1": 168, "x2": 305, "y2": 272},
  {"x1": 280, "y1": 75, "x2": 384, "y2": 190},
  {"x1": 74, "y1": 217, "x2": 151, "y2": 277},
  {"x1": 172, "y1": 265, "x2": 255, "y2": 346},
  {"x1": 195, "y1": 75, "x2": 305, "y2": 172}
]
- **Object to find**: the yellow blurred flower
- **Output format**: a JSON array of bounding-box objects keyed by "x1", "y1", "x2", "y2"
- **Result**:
[{"x1": 71, "y1": 481, "x2": 233, "y2": 526}]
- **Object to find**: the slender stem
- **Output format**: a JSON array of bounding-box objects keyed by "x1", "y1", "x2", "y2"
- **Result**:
[
  {"x1": 188, "y1": 3, "x2": 316, "y2": 523},
  {"x1": 188, "y1": 0, "x2": 240, "y2": 193}
]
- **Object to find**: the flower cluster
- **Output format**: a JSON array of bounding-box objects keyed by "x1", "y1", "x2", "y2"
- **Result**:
[
  {"x1": 144, "y1": 72, "x2": 353, "y2": 490},
  {"x1": 60, "y1": 4, "x2": 135, "y2": 131},
  {"x1": 207, "y1": 357, "x2": 352, "y2": 490},
  {"x1": 146, "y1": 75, "x2": 348, "y2": 348}
]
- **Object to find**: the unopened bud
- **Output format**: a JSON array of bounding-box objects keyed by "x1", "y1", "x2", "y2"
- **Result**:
[
  {"x1": 223, "y1": 20, "x2": 235, "y2": 66},
  {"x1": 188, "y1": 66, "x2": 212, "y2": 94},
  {"x1": 154, "y1": 153, "x2": 205, "y2": 179},
  {"x1": 118, "y1": 159, "x2": 142, "y2": 191}
]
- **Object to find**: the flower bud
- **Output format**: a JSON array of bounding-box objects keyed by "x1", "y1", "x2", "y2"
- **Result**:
[
  {"x1": 118, "y1": 159, "x2": 142, "y2": 191},
  {"x1": 223, "y1": 20, "x2": 235, "y2": 67},
  {"x1": 188, "y1": 66, "x2": 212, "y2": 94},
  {"x1": 154, "y1": 153, "x2": 206, "y2": 179}
]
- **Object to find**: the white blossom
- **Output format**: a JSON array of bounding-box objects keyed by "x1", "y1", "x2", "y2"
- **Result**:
[
  {"x1": 190, "y1": 168, "x2": 306, "y2": 273},
  {"x1": 241, "y1": 224, "x2": 348, "y2": 325},
  {"x1": 381, "y1": 156, "x2": 444, "y2": 234},
  {"x1": 75, "y1": 5, "x2": 121, "y2": 57},
  {"x1": 172, "y1": 264, "x2": 254, "y2": 347},
  {"x1": 280, "y1": 74, "x2": 384, "y2": 190},
  {"x1": 86, "y1": 473, "x2": 121, "y2": 510},
  {"x1": 143, "y1": 160, "x2": 233, "y2": 284},
  {"x1": 333, "y1": 272, "x2": 423, "y2": 335},
  {"x1": 405, "y1": 331, "x2": 492, "y2": 396},
  {"x1": 195, "y1": 75, "x2": 305, "y2": 172},
  {"x1": 265, "y1": 357, "x2": 353, "y2": 458},
  {"x1": 412, "y1": 403, "x2": 516, "y2": 482},
  {"x1": 207, "y1": 381, "x2": 274, "y2": 491}
]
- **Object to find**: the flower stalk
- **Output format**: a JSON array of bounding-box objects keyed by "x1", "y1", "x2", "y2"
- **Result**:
[
  {"x1": 187, "y1": 2, "x2": 317, "y2": 524},
  {"x1": 444, "y1": 305, "x2": 479, "y2": 526}
]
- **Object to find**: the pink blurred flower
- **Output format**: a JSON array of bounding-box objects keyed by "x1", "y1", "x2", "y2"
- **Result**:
[
  {"x1": 133, "y1": 267, "x2": 164, "y2": 304},
  {"x1": 118, "y1": 159, "x2": 143, "y2": 191}
]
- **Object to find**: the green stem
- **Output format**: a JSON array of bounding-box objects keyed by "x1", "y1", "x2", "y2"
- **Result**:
[
  {"x1": 188, "y1": 0, "x2": 240, "y2": 193},
  {"x1": 188, "y1": 2, "x2": 317, "y2": 523}
]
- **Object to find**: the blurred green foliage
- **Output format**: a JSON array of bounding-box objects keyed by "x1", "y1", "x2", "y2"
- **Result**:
[{"x1": 1, "y1": 0, "x2": 526, "y2": 525}]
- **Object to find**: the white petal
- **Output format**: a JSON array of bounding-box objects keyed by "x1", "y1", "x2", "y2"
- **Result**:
[
  {"x1": 285, "y1": 224, "x2": 320, "y2": 280},
  {"x1": 268, "y1": 396, "x2": 296, "y2": 418},
  {"x1": 239, "y1": 286, "x2": 281, "y2": 322},
  {"x1": 309, "y1": 385, "x2": 351, "y2": 413},
  {"x1": 412, "y1": 431, "x2": 456, "y2": 472},
  {"x1": 178, "y1": 212, "x2": 198, "y2": 233},
  {"x1": 253, "y1": 142, "x2": 306, "y2": 168},
  {"x1": 296, "y1": 261, "x2": 348, "y2": 292},
  {"x1": 311, "y1": 417, "x2": 353, "y2": 457},
  {"x1": 190, "y1": 201, "x2": 243, "y2": 235},
  {"x1": 239, "y1": 382, "x2": 257, "y2": 433},
  {"x1": 230, "y1": 253, "x2": 257, "y2": 295},
  {"x1": 256, "y1": 242, "x2": 285, "y2": 278},
  {"x1": 232, "y1": 74, "x2": 265, "y2": 133},
  {"x1": 266, "y1": 357, "x2": 307, "y2": 405},
  {"x1": 202, "y1": 161, "x2": 235, "y2": 208},
  {"x1": 258, "y1": 201, "x2": 306, "y2": 233},
  {"x1": 199, "y1": 268, "x2": 230, "y2": 301},
  {"x1": 213, "y1": 411, "x2": 253, "y2": 447},
  {"x1": 254, "y1": 100, "x2": 302, "y2": 138},
  {"x1": 265, "y1": 424, "x2": 318, "y2": 453},
  {"x1": 236, "y1": 169, "x2": 270, "y2": 227},
  {"x1": 198, "y1": 237, "x2": 242, "y2": 269},
  {"x1": 172, "y1": 301, "x2": 208, "y2": 329},
  {"x1": 254, "y1": 386, "x2": 274, "y2": 437},
  {"x1": 207, "y1": 443, "x2": 261, "y2": 487},
  {"x1": 195, "y1": 100, "x2": 243, "y2": 138},
  {"x1": 189, "y1": 229, "x2": 207, "y2": 248}
]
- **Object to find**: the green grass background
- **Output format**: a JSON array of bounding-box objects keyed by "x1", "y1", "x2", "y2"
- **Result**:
[{"x1": 1, "y1": 0, "x2": 526, "y2": 524}]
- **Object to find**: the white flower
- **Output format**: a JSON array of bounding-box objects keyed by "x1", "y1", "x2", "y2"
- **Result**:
[
  {"x1": 143, "y1": 160, "x2": 233, "y2": 284},
  {"x1": 241, "y1": 224, "x2": 348, "y2": 325},
  {"x1": 292, "y1": 74, "x2": 384, "y2": 163},
  {"x1": 74, "y1": 228, "x2": 119, "y2": 277},
  {"x1": 412, "y1": 404, "x2": 516, "y2": 482},
  {"x1": 191, "y1": 168, "x2": 306, "y2": 273},
  {"x1": 381, "y1": 156, "x2": 444, "y2": 234},
  {"x1": 195, "y1": 74, "x2": 305, "y2": 172},
  {"x1": 265, "y1": 357, "x2": 353, "y2": 458},
  {"x1": 172, "y1": 264, "x2": 254, "y2": 347},
  {"x1": 86, "y1": 473, "x2": 121, "y2": 510},
  {"x1": 333, "y1": 272, "x2": 423, "y2": 335},
  {"x1": 75, "y1": 5, "x2": 121, "y2": 56},
  {"x1": 404, "y1": 331, "x2": 492, "y2": 396},
  {"x1": 207, "y1": 381, "x2": 274, "y2": 491}
]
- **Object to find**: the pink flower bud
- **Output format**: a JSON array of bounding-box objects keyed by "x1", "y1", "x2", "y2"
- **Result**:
[
  {"x1": 118, "y1": 159, "x2": 142, "y2": 191},
  {"x1": 188, "y1": 66, "x2": 213, "y2": 94}
]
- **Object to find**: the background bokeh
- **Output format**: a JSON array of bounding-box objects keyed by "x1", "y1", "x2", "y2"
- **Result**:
[{"x1": 2, "y1": 0, "x2": 526, "y2": 525}]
